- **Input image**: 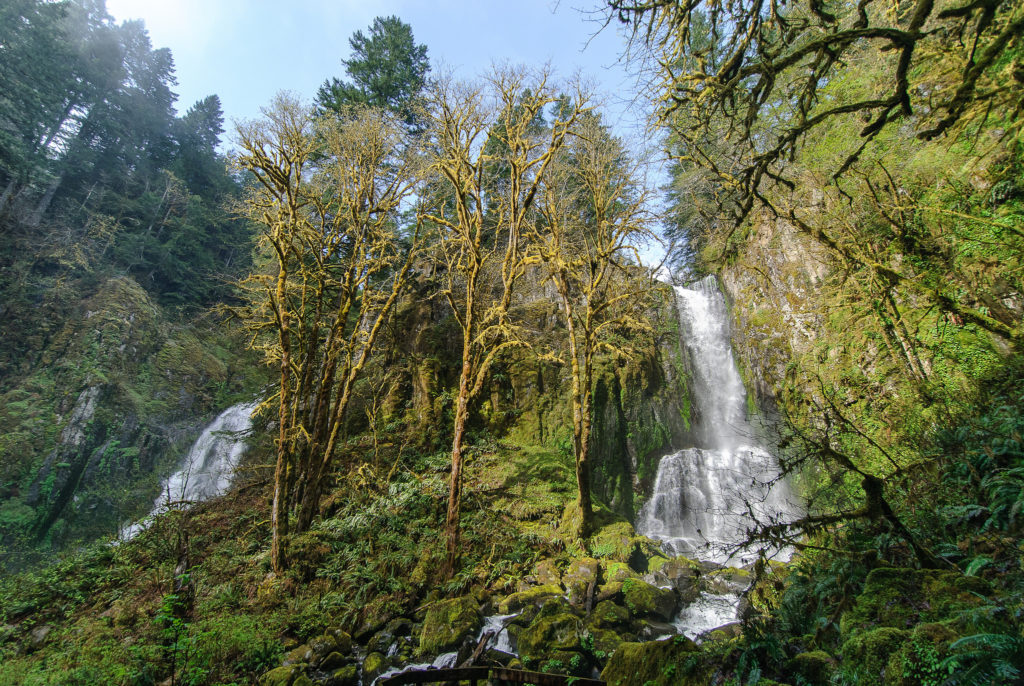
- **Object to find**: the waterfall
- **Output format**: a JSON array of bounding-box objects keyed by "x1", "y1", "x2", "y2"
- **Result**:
[
  {"x1": 636, "y1": 276, "x2": 792, "y2": 564},
  {"x1": 118, "y1": 400, "x2": 258, "y2": 540}
]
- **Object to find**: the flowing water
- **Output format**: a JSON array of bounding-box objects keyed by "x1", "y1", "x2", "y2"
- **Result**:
[
  {"x1": 636, "y1": 276, "x2": 794, "y2": 633},
  {"x1": 118, "y1": 400, "x2": 258, "y2": 540}
]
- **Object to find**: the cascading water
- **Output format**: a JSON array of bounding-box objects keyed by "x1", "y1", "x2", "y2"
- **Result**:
[
  {"x1": 637, "y1": 275, "x2": 792, "y2": 564},
  {"x1": 118, "y1": 400, "x2": 258, "y2": 540}
]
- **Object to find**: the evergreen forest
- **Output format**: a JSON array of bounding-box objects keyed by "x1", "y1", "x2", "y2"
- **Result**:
[{"x1": 0, "y1": 1, "x2": 1022, "y2": 684}]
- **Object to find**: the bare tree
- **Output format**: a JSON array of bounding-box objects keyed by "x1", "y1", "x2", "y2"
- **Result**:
[
  {"x1": 235, "y1": 94, "x2": 423, "y2": 573},
  {"x1": 420, "y1": 67, "x2": 591, "y2": 575},
  {"x1": 532, "y1": 113, "x2": 656, "y2": 539}
]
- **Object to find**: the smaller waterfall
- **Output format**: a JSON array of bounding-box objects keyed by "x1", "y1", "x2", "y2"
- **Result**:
[{"x1": 118, "y1": 401, "x2": 257, "y2": 540}]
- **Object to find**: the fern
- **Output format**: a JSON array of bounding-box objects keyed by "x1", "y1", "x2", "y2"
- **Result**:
[{"x1": 942, "y1": 633, "x2": 1024, "y2": 685}]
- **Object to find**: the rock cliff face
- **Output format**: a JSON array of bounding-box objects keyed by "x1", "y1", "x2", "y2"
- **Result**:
[
  {"x1": 0, "y1": 276, "x2": 260, "y2": 558},
  {"x1": 716, "y1": 217, "x2": 830, "y2": 408}
]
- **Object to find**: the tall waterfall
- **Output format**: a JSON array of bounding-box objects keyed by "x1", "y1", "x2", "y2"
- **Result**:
[
  {"x1": 637, "y1": 276, "x2": 791, "y2": 563},
  {"x1": 118, "y1": 400, "x2": 258, "y2": 540}
]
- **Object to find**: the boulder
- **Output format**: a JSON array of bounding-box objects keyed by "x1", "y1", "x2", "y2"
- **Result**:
[
  {"x1": 786, "y1": 650, "x2": 837, "y2": 685},
  {"x1": 259, "y1": 665, "x2": 306, "y2": 686},
  {"x1": 532, "y1": 559, "x2": 563, "y2": 588},
  {"x1": 622, "y1": 579, "x2": 677, "y2": 621},
  {"x1": 587, "y1": 600, "x2": 631, "y2": 631},
  {"x1": 517, "y1": 601, "x2": 584, "y2": 660},
  {"x1": 418, "y1": 595, "x2": 481, "y2": 656},
  {"x1": 325, "y1": 664, "x2": 359, "y2": 686},
  {"x1": 563, "y1": 557, "x2": 600, "y2": 605},
  {"x1": 361, "y1": 652, "x2": 389, "y2": 683},
  {"x1": 706, "y1": 567, "x2": 752, "y2": 594},
  {"x1": 601, "y1": 637, "x2": 704, "y2": 686},
  {"x1": 497, "y1": 584, "x2": 563, "y2": 614},
  {"x1": 281, "y1": 645, "x2": 312, "y2": 666}
]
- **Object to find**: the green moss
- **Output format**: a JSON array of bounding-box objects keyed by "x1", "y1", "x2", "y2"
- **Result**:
[
  {"x1": 497, "y1": 584, "x2": 564, "y2": 614},
  {"x1": 786, "y1": 650, "x2": 837, "y2": 685},
  {"x1": 840, "y1": 568, "x2": 991, "y2": 638},
  {"x1": 417, "y1": 595, "x2": 480, "y2": 656},
  {"x1": 516, "y1": 608, "x2": 584, "y2": 660},
  {"x1": 588, "y1": 600, "x2": 631, "y2": 631},
  {"x1": 361, "y1": 652, "x2": 388, "y2": 682},
  {"x1": 588, "y1": 520, "x2": 638, "y2": 563},
  {"x1": 621, "y1": 579, "x2": 676, "y2": 621},
  {"x1": 601, "y1": 638, "x2": 705, "y2": 686},
  {"x1": 840, "y1": 627, "x2": 910, "y2": 682},
  {"x1": 259, "y1": 665, "x2": 306, "y2": 686}
]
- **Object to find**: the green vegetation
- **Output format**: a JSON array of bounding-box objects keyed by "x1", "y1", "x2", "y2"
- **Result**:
[{"x1": 3, "y1": 0, "x2": 1023, "y2": 684}]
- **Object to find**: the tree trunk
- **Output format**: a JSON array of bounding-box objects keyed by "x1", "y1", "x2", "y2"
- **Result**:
[
  {"x1": 444, "y1": 364, "x2": 472, "y2": 578},
  {"x1": 270, "y1": 256, "x2": 292, "y2": 575},
  {"x1": 28, "y1": 172, "x2": 62, "y2": 226}
]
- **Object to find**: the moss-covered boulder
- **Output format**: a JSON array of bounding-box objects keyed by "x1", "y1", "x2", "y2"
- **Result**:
[
  {"x1": 588, "y1": 600, "x2": 631, "y2": 631},
  {"x1": 282, "y1": 644, "x2": 313, "y2": 666},
  {"x1": 648, "y1": 556, "x2": 702, "y2": 601},
  {"x1": 564, "y1": 557, "x2": 600, "y2": 604},
  {"x1": 362, "y1": 652, "x2": 389, "y2": 682},
  {"x1": 589, "y1": 521, "x2": 639, "y2": 563},
  {"x1": 497, "y1": 584, "x2": 563, "y2": 614},
  {"x1": 320, "y1": 652, "x2": 348, "y2": 671},
  {"x1": 840, "y1": 627, "x2": 910, "y2": 682},
  {"x1": 517, "y1": 601, "x2": 584, "y2": 660},
  {"x1": 601, "y1": 636, "x2": 705, "y2": 686},
  {"x1": 786, "y1": 650, "x2": 837, "y2": 685},
  {"x1": 532, "y1": 559, "x2": 563, "y2": 588},
  {"x1": 418, "y1": 595, "x2": 481, "y2": 656},
  {"x1": 840, "y1": 568, "x2": 991, "y2": 638},
  {"x1": 622, "y1": 578, "x2": 677, "y2": 621},
  {"x1": 259, "y1": 665, "x2": 306, "y2": 686},
  {"x1": 885, "y1": 622, "x2": 960, "y2": 686},
  {"x1": 326, "y1": 664, "x2": 359, "y2": 686}
]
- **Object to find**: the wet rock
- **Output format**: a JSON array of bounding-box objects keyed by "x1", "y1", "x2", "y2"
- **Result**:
[
  {"x1": 622, "y1": 579, "x2": 677, "y2": 621},
  {"x1": 497, "y1": 584, "x2": 563, "y2": 614},
  {"x1": 367, "y1": 629, "x2": 395, "y2": 656},
  {"x1": 601, "y1": 637, "x2": 702, "y2": 686},
  {"x1": 564, "y1": 557, "x2": 600, "y2": 605},
  {"x1": 386, "y1": 618, "x2": 412, "y2": 637},
  {"x1": 325, "y1": 664, "x2": 359, "y2": 686},
  {"x1": 259, "y1": 664, "x2": 306, "y2": 686},
  {"x1": 418, "y1": 595, "x2": 481, "y2": 656},
  {"x1": 319, "y1": 651, "x2": 348, "y2": 671},
  {"x1": 648, "y1": 556, "x2": 702, "y2": 602},
  {"x1": 282, "y1": 644, "x2": 313, "y2": 666},
  {"x1": 587, "y1": 600, "x2": 630, "y2": 631},
  {"x1": 362, "y1": 652, "x2": 388, "y2": 683},
  {"x1": 706, "y1": 567, "x2": 752, "y2": 594},
  {"x1": 635, "y1": 620, "x2": 677, "y2": 640}
]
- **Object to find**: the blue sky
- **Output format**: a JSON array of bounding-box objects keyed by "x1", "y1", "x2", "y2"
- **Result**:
[
  {"x1": 104, "y1": 0, "x2": 649, "y2": 134},
  {"x1": 104, "y1": 0, "x2": 668, "y2": 263}
]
